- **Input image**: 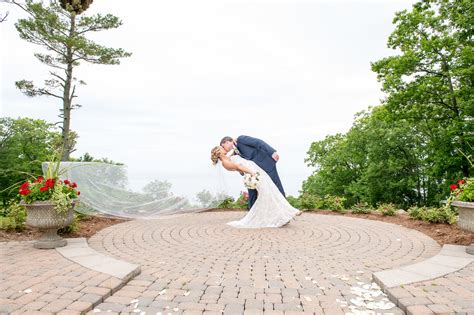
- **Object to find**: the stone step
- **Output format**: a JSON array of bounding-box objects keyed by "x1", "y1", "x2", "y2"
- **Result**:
[
  {"x1": 56, "y1": 237, "x2": 141, "y2": 282},
  {"x1": 373, "y1": 245, "x2": 474, "y2": 290}
]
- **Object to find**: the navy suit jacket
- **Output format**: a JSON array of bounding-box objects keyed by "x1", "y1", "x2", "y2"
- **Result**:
[
  {"x1": 235, "y1": 135, "x2": 285, "y2": 200},
  {"x1": 236, "y1": 135, "x2": 277, "y2": 175}
]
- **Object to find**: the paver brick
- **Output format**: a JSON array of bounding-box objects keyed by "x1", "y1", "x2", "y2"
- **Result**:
[
  {"x1": 406, "y1": 305, "x2": 435, "y2": 315},
  {"x1": 4, "y1": 213, "x2": 469, "y2": 314}
]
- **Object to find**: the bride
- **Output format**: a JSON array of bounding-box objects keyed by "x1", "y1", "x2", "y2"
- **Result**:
[{"x1": 210, "y1": 146, "x2": 301, "y2": 228}]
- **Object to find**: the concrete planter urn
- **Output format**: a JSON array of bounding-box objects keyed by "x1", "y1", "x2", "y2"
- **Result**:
[
  {"x1": 23, "y1": 201, "x2": 75, "y2": 249},
  {"x1": 452, "y1": 201, "x2": 474, "y2": 255}
]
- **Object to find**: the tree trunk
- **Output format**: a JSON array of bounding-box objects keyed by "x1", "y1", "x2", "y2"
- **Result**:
[
  {"x1": 444, "y1": 61, "x2": 469, "y2": 177},
  {"x1": 61, "y1": 13, "x2": 76, "y2": 161}
]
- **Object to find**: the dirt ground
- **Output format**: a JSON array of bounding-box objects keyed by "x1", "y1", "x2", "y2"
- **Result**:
[
  {"x1": 1, "y1": 209, "x2": 473, "y2": 246},
  {"x1": 303, "y1": 210, "x2": 474, "y2": 246},
  {"x1": 205, "y1": 208, "x2": 474, "y2": 246},
  {"x1": 0, "y1": 215, "x2": 127, "y2": 242}
]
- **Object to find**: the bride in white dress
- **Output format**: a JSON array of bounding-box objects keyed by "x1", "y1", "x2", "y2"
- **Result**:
[{"x1": 210, "y1": 146, "x2": 301, "y2": 228}]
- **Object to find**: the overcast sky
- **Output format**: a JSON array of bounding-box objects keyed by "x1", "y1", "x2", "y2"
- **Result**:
[{"x1": 0, "y1": 0, "x2": 415, "y2": 200}]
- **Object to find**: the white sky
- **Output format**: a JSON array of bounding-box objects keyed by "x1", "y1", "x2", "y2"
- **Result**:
[{"x1": 0, "y1": 0, "x2": 415, "y2": 200}]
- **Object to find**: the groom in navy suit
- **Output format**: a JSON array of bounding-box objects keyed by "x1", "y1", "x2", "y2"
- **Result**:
[{"x1": 220, "y1": 135, "x2": 286, "y2": 209}]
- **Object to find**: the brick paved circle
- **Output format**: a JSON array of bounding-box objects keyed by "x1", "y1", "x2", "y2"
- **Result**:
[{"x1": 88, "y1": 212, "x2": 441, "y2": 314}]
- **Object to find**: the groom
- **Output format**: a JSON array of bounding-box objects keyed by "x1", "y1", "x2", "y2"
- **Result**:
[{"x1": 220, "y1": 135, "x2": 285, "y2": 209}]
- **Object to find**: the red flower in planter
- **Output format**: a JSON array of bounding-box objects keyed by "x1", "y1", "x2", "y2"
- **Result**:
[
  {"x1": 64, "y1": 179, "x2": 70, "y2": 185},
  {"x1": 40, "y1": 186, "x2": 49, "y2": 192},
  {"x1": 450, "y1": 184, "x2": 458, "y2": 191},
  {"x1": 34, "y1": 177, "x2": 44, "y2": 183},
  {"x1": 77, "y1": 191, "x2": 81, "y2": 196},
  {"x1": 20, "y1": 182, "x2": 29, "y2": 190},
  {"x1": 72, "y1": 182, "x2": 77, "y2": 188},
  {"x1": 19, "y1": 188, "x2": 30, "y2": 196},
  {"x1": 45, "y1": 178, "x2": 55, "y2": 188},
  {"x1": 457, "y1": 179, "x2": 466, "y2": 185}
]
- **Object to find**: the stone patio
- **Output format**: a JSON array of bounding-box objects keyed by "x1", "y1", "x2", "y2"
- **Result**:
[{"x1": 1, "y1": 212, "x2": 472, "y2": 314}]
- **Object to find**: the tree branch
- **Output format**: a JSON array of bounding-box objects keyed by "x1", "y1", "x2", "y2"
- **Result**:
[
  {"x1": 0, "y1": 11, "x2": 9, "y2": 22},
  {"x1": 49, "y1": 71, "x2": 66, "y2": 85},
  {"x1": 42, "y1": 89, "x2": 64, "y2": 100},
  {"x1": 21, "y1": 28, "x2": 66, "y2": 57},
  {"x1": 69, "y1": 85, "x2": 76, "y2": 102}
]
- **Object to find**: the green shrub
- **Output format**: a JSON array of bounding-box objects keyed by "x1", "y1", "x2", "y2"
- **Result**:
[
  {"x1": 377, "y1": 203, "x2": 397, "y2": 216},
  {"x1": 58, "y1": 212, "x2": 86, "y2": 234},
  {"x1": 286, "y1": 195, "x2": 301, "y2": 209},
  {"x1": 233, "y1": 193, "x2": 249, "y2": 209},
  {"x1": 297, "y1": 194, "x2": 346, "y2": 212},
  {"x1": 0, "y1": 217, "x2": 15, "y2": 230},
  {"x1": 298, "y1": 193, "x2": 324, "y2": 210},
  {"x1": 218, "y1": 197, "x2": 235, "y2": 209},
  {"x1": 408, "y1": 206, "x2": 457, "y2": 224},
  {"x1": 423, "y1": 207, "x2": 456, "y2": 224},
  {"x1": 351, "y1": 202, "x2": 373, "y2": 214},
  {"x1": 322, "y1": 195, "x2": 346, "y2": 213},
  {"x1": 0, "y1": 203, "x2": 26, "y2": 231},
  {"x1": 217, "y1": 192, "x2": 248, "y2": 209},
  {"x1": 407, "y1": 206, "x2": 423, "y2": 220}
]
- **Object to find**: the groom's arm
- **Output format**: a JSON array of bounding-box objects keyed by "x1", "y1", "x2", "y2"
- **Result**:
[{"x1": 237, "y1": 135, "x2": 277, "y2": 157}]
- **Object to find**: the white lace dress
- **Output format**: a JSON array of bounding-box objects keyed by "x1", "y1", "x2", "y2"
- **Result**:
[{"x1": 227, "y1": 155, "x2": 300, "y2": 228}]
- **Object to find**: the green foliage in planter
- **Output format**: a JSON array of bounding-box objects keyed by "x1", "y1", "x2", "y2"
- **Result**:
[
  {"x1": 351, "y1": 202, "x2": 373, "y2": 214},
  {"x1": 457, "y1": 178, "x2": 473, "y2": 202},
  {"x1": 0, "y1": 203, "x2": 26, "y2": 231},
  {"x1": 376, "y1": 203, "x2": 397, "y2": 216},
  {"x1": 408, "y1": 206, "x2": 457, "y2": 224}
]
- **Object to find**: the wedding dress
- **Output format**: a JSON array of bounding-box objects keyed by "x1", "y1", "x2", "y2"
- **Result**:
[{"x1": 226, "y1": 155, "x2": 300, "y2": 228}]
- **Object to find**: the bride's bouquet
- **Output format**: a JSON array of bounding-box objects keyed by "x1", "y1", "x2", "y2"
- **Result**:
[{"x1": 243, "y1": 172, "x2": 260, "y2": 189}]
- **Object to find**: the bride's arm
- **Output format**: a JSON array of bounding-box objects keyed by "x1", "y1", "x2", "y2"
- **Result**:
[{"x1": 221, "y1": 158, "x2": 254, "y2": 175}]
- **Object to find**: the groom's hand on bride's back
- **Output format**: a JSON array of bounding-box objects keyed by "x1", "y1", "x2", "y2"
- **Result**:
[{"x1": 272, "y1": 152, "x2": 280, "y2": 162}]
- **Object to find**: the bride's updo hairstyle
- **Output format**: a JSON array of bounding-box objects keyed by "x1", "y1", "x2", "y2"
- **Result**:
[{"x1": 211, "y1": 146, "x2": 222, "y2": 165}]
